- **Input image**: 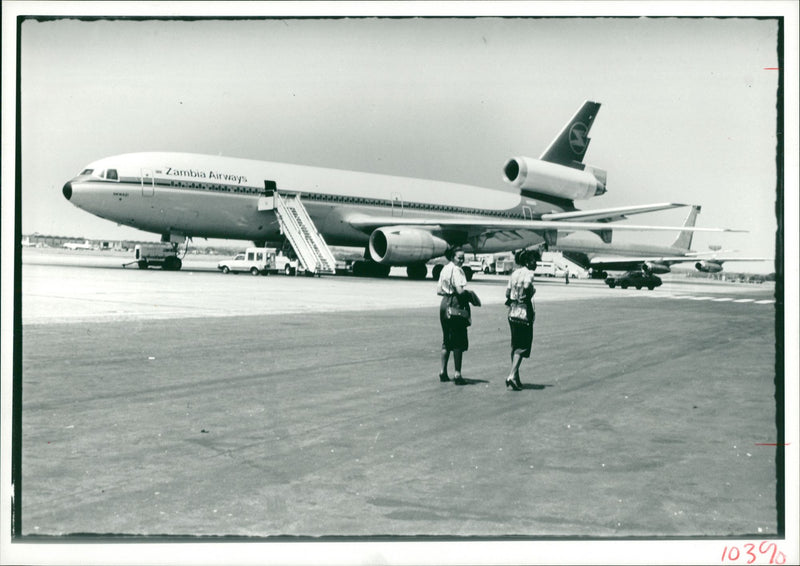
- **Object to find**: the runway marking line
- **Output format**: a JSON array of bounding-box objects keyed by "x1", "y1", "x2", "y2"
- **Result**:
[{"x1": 628, "y1": 294, "x2": 774, "y2": 305}]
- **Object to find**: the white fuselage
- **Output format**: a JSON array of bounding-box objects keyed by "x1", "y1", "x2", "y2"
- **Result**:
[{"x1": 63, "y1": 152, "x2": 570, "y2": 252}]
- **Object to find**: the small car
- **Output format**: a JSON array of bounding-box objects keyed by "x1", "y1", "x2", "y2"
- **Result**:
[{"x1": 605, "y1": 270, "x2": 662, "y2": 290}]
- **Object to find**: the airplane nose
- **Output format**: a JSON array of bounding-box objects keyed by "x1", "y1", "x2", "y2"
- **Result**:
[{"x1": 62, "y1": 181, "x2": 72, "y2": 200}]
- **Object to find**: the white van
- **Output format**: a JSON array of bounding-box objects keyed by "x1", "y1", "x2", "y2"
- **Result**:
[{"x1": 534, "y1": 260, "x2": 557, "y2": 277}]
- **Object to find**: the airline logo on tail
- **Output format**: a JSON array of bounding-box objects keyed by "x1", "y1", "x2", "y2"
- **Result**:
[
  {"x1": 568, "y1": 122, "x2": 589, "y2": 156},
  {"x1": 539, "y1": 100, "x2": 600, "y2": 167}
]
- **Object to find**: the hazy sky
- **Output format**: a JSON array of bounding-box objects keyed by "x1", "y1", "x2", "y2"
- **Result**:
[{"x1": 13, "y1": 12, "x2": 785, "y2": 272}]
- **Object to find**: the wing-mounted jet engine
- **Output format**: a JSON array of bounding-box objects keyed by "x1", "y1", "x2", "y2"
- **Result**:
[
  {"x1": 695, "y1": 260, "x2": 724, "y2": 273},
  {"x1": 369, "y1": 226, "x2": 449, "y2": 265},
  {"x1": 642, "y1": 261, "x2": 671, "y2": 275}
]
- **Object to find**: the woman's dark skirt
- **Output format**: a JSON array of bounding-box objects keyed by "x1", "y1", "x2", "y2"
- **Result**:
[
  {"x1": 439, "y1": 296, "x2": 469, "y2": 352},
  {"x1": 508, "y1": 312, "x2": 535, "y2": 358}
]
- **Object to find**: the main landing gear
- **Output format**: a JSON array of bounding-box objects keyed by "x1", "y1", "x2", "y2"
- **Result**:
[
  {"x1": 351, "y1": 260, "x2": 391, "y2": 278},
  {"x1": 406, "y1": 262, "x2": 428, "y2": 280}
]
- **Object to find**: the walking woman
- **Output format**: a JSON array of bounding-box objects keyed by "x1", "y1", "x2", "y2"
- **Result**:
[
  {"x1": 436, "y1": 247, "x2": 470, "y2": 385},
  {"x1": 505, "y1": 249, "x2": 540, "y2": 390}
]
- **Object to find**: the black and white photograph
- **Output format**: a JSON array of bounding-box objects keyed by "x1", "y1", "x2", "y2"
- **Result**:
[{"x1": 2, "y1": 1, "x2": 798, "y2": 565}]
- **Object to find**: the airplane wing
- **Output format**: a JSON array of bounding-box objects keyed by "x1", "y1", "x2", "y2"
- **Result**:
[
  {"x1": 589, "y1": 255, "x2": 772, "y2": 272},
  {"x1": 540, "y1": 202, "x2": 690, "y2": 223},
  {"x1": 345, "y1": 214, "x2": 745, "y2": 238}
]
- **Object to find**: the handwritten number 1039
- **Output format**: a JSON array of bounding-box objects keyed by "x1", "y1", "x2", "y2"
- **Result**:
[{"x1": 721, "y1": 542, "x2": 786, "y2": 564}]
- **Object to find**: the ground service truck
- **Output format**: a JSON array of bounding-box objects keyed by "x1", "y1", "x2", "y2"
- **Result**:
[{"x1": 131, "y1": 243, "x2": 182, "y2": 270}]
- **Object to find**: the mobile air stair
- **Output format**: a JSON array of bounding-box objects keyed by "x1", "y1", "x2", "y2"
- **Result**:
[{"x1": 259, "y1": 186, "x2": 337, "y2": 276}]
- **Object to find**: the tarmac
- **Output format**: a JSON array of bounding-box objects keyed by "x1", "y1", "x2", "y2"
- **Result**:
[{"x1": 14, "y1": 250, "x2": 783, "y2": 546}]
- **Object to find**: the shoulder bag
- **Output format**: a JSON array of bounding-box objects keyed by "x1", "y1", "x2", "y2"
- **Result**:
[{"x1": 445, "y1": 268, "x2": 471, "y2": 326}]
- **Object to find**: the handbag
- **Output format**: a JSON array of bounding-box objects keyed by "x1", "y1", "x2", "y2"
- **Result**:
[
  {"x1": 446, "y1": 301, "x2": 471, "y2": 325},
  {"x1": 508, "y1": 301, "x2": 531, "y2": 325},
  {"x1": 445, "y1": 268, "x2": 471, "y2": 326}
]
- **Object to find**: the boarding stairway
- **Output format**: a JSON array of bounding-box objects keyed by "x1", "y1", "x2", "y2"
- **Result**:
[{"x1": 272, "y1": 191, "x2": 337, "y2": 275}]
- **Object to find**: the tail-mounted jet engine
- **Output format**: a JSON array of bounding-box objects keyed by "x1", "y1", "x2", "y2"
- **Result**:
[
  {"x1": 695, "y1": 260, "x2": 724, "y2": 273},
  {"x1": 369, "y1": 227, "x2": 449, "y2": 265},
  {"x1": 503, "y1": 156, "x2": 607, "y2": 201}
]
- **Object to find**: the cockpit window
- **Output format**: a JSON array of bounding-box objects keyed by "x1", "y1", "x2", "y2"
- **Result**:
[
  {"x1": 106, "y1": 169, "x2": 118, "y2": 180},
  {"x1": 80, "y1": 169, "x2": 93, "y2": 175}
]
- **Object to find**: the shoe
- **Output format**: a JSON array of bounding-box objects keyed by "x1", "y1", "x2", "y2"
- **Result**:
[
  {"x1": 439, "y1": 372, "x2": 450, "y2": 382},
  {"x1": 505, "y1": 378, "x2": 521, "y2": 391},
  {"x1": 514, "y1": 376, "x2": 523, "y2": 389},
  {"x1": 453, "y1": 376, "x2": 467, "y2": 385}
]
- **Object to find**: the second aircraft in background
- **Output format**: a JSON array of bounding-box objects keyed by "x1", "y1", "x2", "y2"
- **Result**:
[{"x1": 555, "y1": 206, "x2": 771, "y2": 278}]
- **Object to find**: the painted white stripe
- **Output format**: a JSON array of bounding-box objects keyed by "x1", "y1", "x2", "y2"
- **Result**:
[
  {"x1": 602, "y1": 292, "x2": 773, "y2": 305},
  {"x1": 600, "y1": 292, "x2": 775, "y2": 305}
]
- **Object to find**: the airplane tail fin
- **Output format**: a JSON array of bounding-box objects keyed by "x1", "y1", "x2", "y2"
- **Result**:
[
  {"x1": 539, "y1": 100, "x2": 601, "y2": 169},
  {"x1": 670, "y1": 205, "x2": 701, "y2": 250}
]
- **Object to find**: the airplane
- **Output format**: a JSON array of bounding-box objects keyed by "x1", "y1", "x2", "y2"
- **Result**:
[
  {"x1": 61, "y1": 100, "x2": 743, "y2": 279},
  {"x1": 555, "y1": 206, "x2": 772, "y2": 278},
  {"x1": 588, "y1": 250, "x2": 773, "y2": 278},
  {"x1": 62, "y1": 240, "x2": 93, "y2": 250}
]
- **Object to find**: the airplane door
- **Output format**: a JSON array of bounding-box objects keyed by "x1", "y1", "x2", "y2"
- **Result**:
[
  {"x1": 391, "y1": 192, "x2": 403, "y2": 217},
  {"x1": 141, "y1": 169, "x2": 154, "y2": 197}
]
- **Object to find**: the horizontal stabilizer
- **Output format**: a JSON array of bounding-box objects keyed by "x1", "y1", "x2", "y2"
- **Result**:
[{"x1": 543, "y1": 202, "x2": 689, "y2": 223}]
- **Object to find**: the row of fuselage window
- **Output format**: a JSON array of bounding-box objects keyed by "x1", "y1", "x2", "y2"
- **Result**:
[{"x1": 115, "y1": 176, "x2": 526, "y2": 218}]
